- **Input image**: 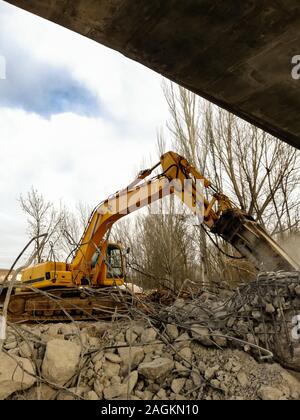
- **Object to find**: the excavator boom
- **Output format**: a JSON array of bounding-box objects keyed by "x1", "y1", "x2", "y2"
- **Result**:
[
  {"x1": 2, "y1": 151, "x2": 298, "y2": 322},
  {"x1": 72, "y1": 150, "x2": 299, "y2": 281}
]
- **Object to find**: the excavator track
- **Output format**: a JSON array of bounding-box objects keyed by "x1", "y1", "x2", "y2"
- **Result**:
[{"x1": 0, "y1": 287, "x2": 132, "y2": 322}]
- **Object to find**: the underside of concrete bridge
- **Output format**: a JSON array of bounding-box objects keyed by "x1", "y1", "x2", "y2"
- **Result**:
[{"x1": 5, "y1": 0, "x2": 300, "y2": 149}]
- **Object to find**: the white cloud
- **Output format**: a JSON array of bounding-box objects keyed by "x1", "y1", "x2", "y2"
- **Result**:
[
  {"x1": 0, "y1": 1, "x2": 170, "y2": 267},
  {"x1": 0, "y1": 1, "x2": 168, "y2": 134},
  {"x1": 0, "y1": 107, "x2": 160, "y2": 266}
]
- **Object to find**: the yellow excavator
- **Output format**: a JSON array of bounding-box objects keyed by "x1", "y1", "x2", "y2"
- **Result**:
[{"x1": 1, "y1": 151, "x2": 299, "y2": 321}]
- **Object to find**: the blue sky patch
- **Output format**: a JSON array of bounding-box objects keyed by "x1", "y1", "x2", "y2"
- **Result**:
[{"x1": 0, "y1": 10, "x2": 101, "y2": 118}]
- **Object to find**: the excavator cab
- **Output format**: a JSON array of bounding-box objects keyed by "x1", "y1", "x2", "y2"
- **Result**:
[
  {"x1": 20, "y1": 242, "x2": 126, "y2": 289},
  {"x1": 106, "y1": 244, "x2": 124, "y2": 280},
  {"x1": 94, "y1": 242, "x2": 126, "y2": 287}
]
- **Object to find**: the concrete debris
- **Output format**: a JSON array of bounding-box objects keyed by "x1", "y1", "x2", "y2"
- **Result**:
[
  {"x1": 178, "y1": 347, "x2": 192, "y2": 362},
  {"x1": 295, "y1": 285, "x2": 300, "y2": 296},
  {"x1": 166, "y1": 324, "x2": 179, "y2": 340},
  {"x1": 2, "y1": 316, "x2": 300, "y2": 400},
  {"x1": 105, "y1": 353, "x2": 122, "y2": 364},
  {"x1": 2, "y1": 273, "x2": 300, "y2": 400},
  {"x1": 125, "y1": 370, "x2": 139, "y2": 394},
  {"x1": 103, "y1": 383, "x2": 128, "y2": 400},
  {"x1": 25, "y1": 384, "x2": 57, "y2": 400},
  {"x1": 125, "y1": 329, "x2": 138, "y2": 345},
  {"x1": 0, "y1": 352, "x2": 36, "y2": 399},
  {"x1": 85, "y1": 390, "x2": 99, "y2": 400},
  {"x1": 117, "y1": 345, "x2": 144, "y2": 369},
  {"x1": 258, "y1": 386, "x2": 284, "y2": 401},
  {"x1": 140, "y1": 327, "x2": 157, "y2": 344},
  {"x1": 18, "y1": 341, "x2": 34, "y2": 359},
  {"x1": 42, "y1": 339, "x2": 81, "y2": 385},
  {"x1": 103, "y1": 361, "x2": 120, "y2": 378},
  {"x1": 190, "y1": 325, "x2": 213, "y2": 346},
  {"x1": 138, "y1": 358, "x2": 174, "y2": 380},
  {"x1": 171, "y1": 378, "x2": 186, "y2": 394}
]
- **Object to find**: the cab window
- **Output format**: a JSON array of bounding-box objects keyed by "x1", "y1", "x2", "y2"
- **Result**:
[{"x1": 106, "y1": 246, "x2": 123, "y2": 278}]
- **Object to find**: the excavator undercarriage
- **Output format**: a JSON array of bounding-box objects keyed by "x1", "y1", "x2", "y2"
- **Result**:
[{"x1": 0, "y1": 287, "x2": 131, "y2": 322}]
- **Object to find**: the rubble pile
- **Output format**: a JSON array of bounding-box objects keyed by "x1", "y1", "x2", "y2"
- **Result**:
[
  {"x1": 159, "y1": 272, "x2": 300, "y2": 370},
  {"x1": 1, "y1": 272, "x2": 300, "y2": 400},
  {"x1": 0, "y1": 316, "x2": 299, "y2": 400},
  {"x1": 224, "y1": 272, "x2": 300, "y2": 370}
]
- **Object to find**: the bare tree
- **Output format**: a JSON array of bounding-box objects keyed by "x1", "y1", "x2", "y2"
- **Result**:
[
  {"x1": 59, "y1": 201, "x2": 93, "y2": 259},
  {"x1": 91, "y1": 84, "x2": 300, "y2": 290},
  {"x1": 162, "y1": 82, "x2": 300, "y2": 286},
  {"x1": 19, "y1": 187, "x2": 63, "y2": 263},
  {"x1": 111, "y1": 139, "x2": 200, "y2": 290},
  {"x1": 76, "y1": 201, "x2": 93, "y2": 230},
  {"x1": 204, "y1": 109, "x2": 300, "y2": 236},
  {"x1": 163, "y1": 83, "x2": 212, "y2": 283}
]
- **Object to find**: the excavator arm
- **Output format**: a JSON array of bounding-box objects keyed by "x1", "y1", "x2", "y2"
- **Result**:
[
  {"x1": 11, "y1": 150, "x2": 298, "y2": 325},
  {"x1": 8, "y1": 150, "x2": 298, "y2": 323},
  {"x1": 71, "y1": 151, "x2": 299, "y2": 286}
]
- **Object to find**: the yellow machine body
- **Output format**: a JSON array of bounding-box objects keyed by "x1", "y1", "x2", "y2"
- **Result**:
[
  {"x1": 20, "y1": 151, "x2": 299, "y2": 294},
  {"x1": 21, "y1": 242, "x2": 125, "y2": 289},
  {"x1": 21, "y1": 261, "x2": 72, "y2": 289}
]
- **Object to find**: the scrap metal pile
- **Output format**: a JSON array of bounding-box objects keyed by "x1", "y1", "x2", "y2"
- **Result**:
[{"x1": 152, "y1": 273, "x2": 300, "y2": 371}]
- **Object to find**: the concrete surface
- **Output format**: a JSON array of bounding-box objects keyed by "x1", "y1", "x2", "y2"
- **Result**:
[{"x1": 5, "y1": 1, "x2": 300, "y2": 149}]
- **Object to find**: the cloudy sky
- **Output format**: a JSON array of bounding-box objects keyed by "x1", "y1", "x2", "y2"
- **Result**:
[{"x1": 0, "y1": 0, "x2": 170, "y2": 267}]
